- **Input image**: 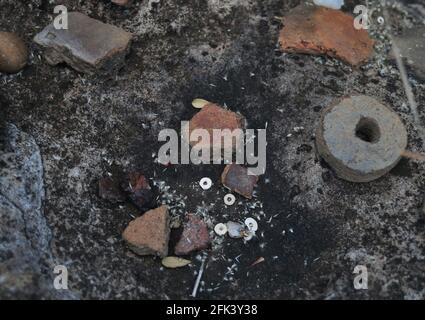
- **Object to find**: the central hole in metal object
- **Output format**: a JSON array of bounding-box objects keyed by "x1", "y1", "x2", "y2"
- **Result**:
[{"x1": 355, "y1": 117, "x2": 381, "y2": 143}]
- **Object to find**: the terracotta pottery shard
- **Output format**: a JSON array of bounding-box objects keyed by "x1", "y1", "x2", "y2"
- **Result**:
[
  {"x1": 122, "y1": 205, "x2": 170, "y2": 257},
  {"x1": 34, "y1": 12, "x2": 132, "y2": 74},
  {"x1": 174, "y1": 214, "x2": 210, "y2": 256},
  {"x1": 221, "y1": 164, "x2": 258, "y2": 199},
  {"x1": 279, "y1": 5, "x2": 374, "y2": 66},
  {"x1": 183, "y1": 103, "x2": 245, "y2": 154}
]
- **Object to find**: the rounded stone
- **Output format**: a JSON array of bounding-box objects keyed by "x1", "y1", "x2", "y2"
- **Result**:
[
  {"x1": 0, "y1": 32, "x2": 28, "y2": 73},
  {"x1": 316, "y1": 95, "x2": 407, "y2": 182}
]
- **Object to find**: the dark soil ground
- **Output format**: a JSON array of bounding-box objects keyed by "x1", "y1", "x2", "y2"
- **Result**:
[{"x1": 1, "y1": 0, "x2": 425, "y2": 299}]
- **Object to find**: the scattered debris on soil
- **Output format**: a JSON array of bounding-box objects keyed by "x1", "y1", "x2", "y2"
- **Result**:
[
  {"x1": 121, "y1": 172, "x2": 156, "y2": 212},
  {"x1": 175, "y1": 214, "x2": 211, "y2": 255},
  {"x1": 98, "y1": 177, "x2": 126, "y2": 203},
  {"x1": 279, "y1": 5, "x2": 374, "y2": 66},
  {"x1": 392, "y1": 26, "x2": 425, "y2": 79},
  {"x1": 0, "y1": 32, "x2": 28, "y2": 73},
  {"x1": 221, "y1": 164, "x2": 258, "y2": 198},
  {"x1": 161, "y1": 256, "x2": 191, "y2": 269},
  {"x1": 316, "y1": 95, "x2": 408, "y2": 182},
  {"x1": 34, "y1": 12, "x2": 132, "y2": 74},
  {"x1": 2, "y1": 0, "x2": 425, "y2": 300},
  {"x1": 122, "y1": 205, "x2": 170, "y2": 257}
]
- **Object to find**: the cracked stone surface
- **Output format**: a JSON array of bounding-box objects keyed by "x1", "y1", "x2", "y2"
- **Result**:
[
  {"x1": 0, "y1": 123, "x2": 76, "y2": 299},
  {"x1": 1, "y1": 0, "x2": 425, "y2": 299}
]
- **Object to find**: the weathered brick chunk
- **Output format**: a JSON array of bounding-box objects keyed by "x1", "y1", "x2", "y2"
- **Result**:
[
  {"x1": 34, "y1": 12, "x2": 132, "y2": 74},
  {"x1": 183, "y1": 103, "x2": 245, "y2": 154},
  {"x1": 279, "y1": 5, "x2": 374, "y2": 66},
  {"x1": 122, "y1": 206, "x2": 170, "y2": 257}
]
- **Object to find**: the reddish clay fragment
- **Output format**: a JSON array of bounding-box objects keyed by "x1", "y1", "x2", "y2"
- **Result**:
[
  {"x1": 279, "y1": 5, "x2": 374, "y2": 66},
  {"x1": 122, "y1": 205, "x2": 170, "y2": 257},
  {"x1": 184, "y1": 103, "x2": 245, "y2": 153}
]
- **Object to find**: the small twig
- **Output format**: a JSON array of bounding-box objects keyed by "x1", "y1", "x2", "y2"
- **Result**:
[
  {"x1": 401, "y1": 150, "x2": 425, "y2": 163},
  {"x1": 191, "y1": 256, "x2": 206, "y2": 298},
  {"x1": 382, "y1": 4, "x2": 425, "y2": 145}
]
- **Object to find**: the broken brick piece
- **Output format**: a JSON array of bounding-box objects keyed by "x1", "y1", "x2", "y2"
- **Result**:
[
  {"x1": 221, "y1": 164, "x2": 258, "y2": 199},
  {"x1": 122, "y1": 205, "x2": 170, "y2": 257},
  {"x1": 121, "y1": 172, "x2": 156, "y2": 212},
  {"x1": 279, "y1": 5, "x2": 374, "y2": 66},
  {"x1": 183, "y1": 103, "x2": 245, "y2": 154},
  {"x1": 98, "y1": 177, "x2": 126, "y2": 203},
  {"x1": 33, "y1": 12, "x2": 132, "y2": 74},
  {"x1": 174, "y1": 214, "x2": 210, "y2": 256}
]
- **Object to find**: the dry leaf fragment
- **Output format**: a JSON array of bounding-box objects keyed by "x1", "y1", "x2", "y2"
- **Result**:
[
  {"x1": 192, "y1": 98, "x2": 210, "y2": 109},
  {"x1": 161, "y1": 256, "x2": 191, "y2": 268}
]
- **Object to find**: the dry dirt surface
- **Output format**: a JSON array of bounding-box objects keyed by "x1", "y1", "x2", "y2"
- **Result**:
[{"x1": 1, "y1": 0, "x2": 425, "y2": 299}]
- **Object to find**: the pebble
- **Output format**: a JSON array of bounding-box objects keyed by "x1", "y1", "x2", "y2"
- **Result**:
[
  {"x1": 122, "y1": 205, "x2": 170, "y2": 257},
  {"x1": 279, "y1": 5, "x2": 374, "y2": 66},
  {"x1": 33, "y1": 12, "x2": 132, "y2": 74},
  {"x1": 316, "y1": 95, "x2": 407, "y2": 182},
  {"x1": 226, "y1": 221, "x2": 245, "y2": 239},
  {"x1": 0, "y1": 32, "x2": 28, "y2": 73},
  {"x1": 221, "y1": 164, "x2": 258, "y2": 199},
  {"x1": 175, "y1": 214, "x2": 210, "y2": 255}
]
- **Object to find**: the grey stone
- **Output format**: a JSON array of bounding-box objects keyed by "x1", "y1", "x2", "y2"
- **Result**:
[
  {"x1": 316, "y1": 96, "x2": 408, "y2": 182},
  {"x1": 34, "y1": 12, "x2": 132, "y2": 75},
  {"x1": 0, "y1": 123, "x2": 77, "y2": 299},
  {"x1": 393, "y1": 27, "x2": 425, "y2": 79}
]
